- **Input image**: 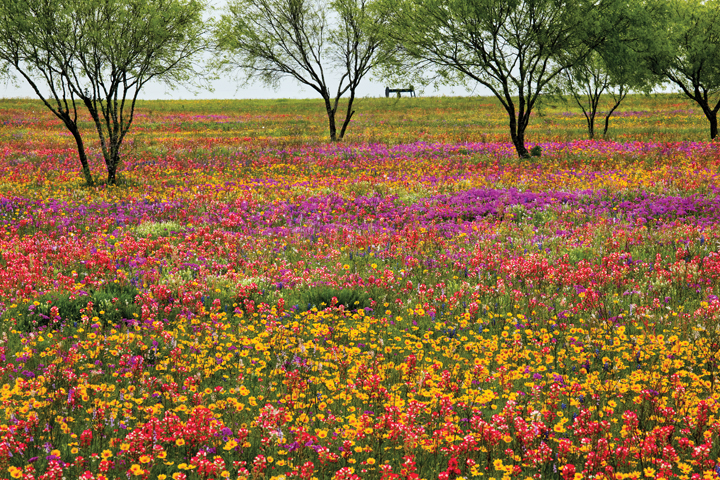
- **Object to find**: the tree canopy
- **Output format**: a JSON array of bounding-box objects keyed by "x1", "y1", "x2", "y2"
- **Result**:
[
  {"x1": 555, "y1": 2, "x2": 658, "y2": 139},
  {"x1": 385, "y1": 0, "x2": 631, "y2": 157},
  {"x1": 213, "y1": 0, "x2": 393, "y2": 141},
  {"x1": 645, "y1": 0, "x2": 720, "y2": 139},
  {"x1": 0, "y1": 0, "x2": 208, "y2": 185}
]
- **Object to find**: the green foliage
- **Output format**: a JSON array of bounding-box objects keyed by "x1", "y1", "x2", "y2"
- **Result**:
[
  {"x1": 384, "y1": 0, "x2": 621, "y2": 158},
  {"x1": 557, "y1": 55, "x2": 632, "y2": 139},
  {"x1": 644, "y1": 0, "x2": 720, "y2": 139},
  {"x1": 205, "y1": 275, "x2": 259, "y2": 309},
  {"x1": 553, "y1": 1, "x2": 660, "y2": 139},
  {"x1": 134, "y1": 221, "x2": 186, "y2": 238},
  {"x1": 296, "y1": 286, "x2": 371, "y2": 312},
  {"x1": 0, "y1": 0, "x2": 209, "y2": 184},
  {"x1": 213, "y1": 0, "x2": 394, "y2": 141},
  {"x1": 9, "y1": 283, "x2": 140, "y2": 333}
]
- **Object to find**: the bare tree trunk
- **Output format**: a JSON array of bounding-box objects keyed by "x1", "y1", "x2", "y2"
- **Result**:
[
  {"x1": 68, "y1": 126, "x2": 94, "y2": 186},
  {"x1": 508, "y1": 105, "x2": 530, "y2": 158},
  {"x1": 706, "y1": 110, "x2": 718, "y2": 140},
  {"x1": 510, "y1": 129, "x2": 530, "y2": 158},
  {"x1": 666, "y1": 78, "x2": 719, "y2": 141},
  {"x1": 603, "y1": 87, "x2": 627, "y2": 137},
  {"x1": 107, "y1": 153, "x2": 119, "y2": 185},
  {"x1": 105, "y1": 141, "x2": 122, "y2": 185},
  {"x1": 338, "y1": 90, "x2": 356, "y2": 140},
  {"x1": 323, "y1": 96, "x2": 338, "y2": 142},
  {"x1": 695, "y1": 101, "x2": 719, "y2": 139},
  {"x1": 587, "y1": 115, "x2": 595, "y2": 139},
  {"x1": 572, "y1": 89, "x2": 600, "y2": 140},
  {"x1": 107, "y1": 164, "x2": 117, "y2": 185},
  {"x1": 602, "y1": 116, "x2": 611, "y2": 137}
]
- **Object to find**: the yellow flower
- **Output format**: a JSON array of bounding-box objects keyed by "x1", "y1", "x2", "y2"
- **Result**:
[
  {"x1": 129, "y1": 464, "x2": 145, "y2": 476},
  {"x1": 8, "y1": 466, "x2": 23, "y2": 479},
  {"x1": 366, "y1": 458, "x2": 376, "y2": 465},
  {"x1": 101, "y1": 450, "x2": 113, "y2": 459},
  {"x1": 175, "y1": 438, "x2": 186, "y2": 446},
  {"x1": 224, "y1": 440, "x2": 238, "y2": 450}
]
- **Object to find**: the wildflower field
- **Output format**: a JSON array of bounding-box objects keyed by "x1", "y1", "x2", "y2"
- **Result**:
[{"x1": 0, "y1": 94, "x2": 719, "y2": 480}]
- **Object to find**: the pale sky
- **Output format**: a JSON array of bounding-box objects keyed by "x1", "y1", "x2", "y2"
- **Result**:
[
  {"x1": 0, "y1": 0, "x2": 486, "y2": 101},
  {"x1": 0, "y1": 66, "x2": 482, "y2": 101}
]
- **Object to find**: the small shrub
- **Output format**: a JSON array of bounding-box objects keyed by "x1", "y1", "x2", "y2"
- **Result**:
[
  {"x1": 135, "y1": 221, "x2": 185, "y2": 238},
  {"x1": 9, "y1": 283, "x2": 140, "y2": 332},
  {"x1": 297, "y1": 286, "x2": 371, "y2": 312}
]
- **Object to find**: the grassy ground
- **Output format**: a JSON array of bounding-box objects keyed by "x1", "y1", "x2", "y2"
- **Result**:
[{"x1": 0, "y1": 93, "x2": 713, "y2": 148}]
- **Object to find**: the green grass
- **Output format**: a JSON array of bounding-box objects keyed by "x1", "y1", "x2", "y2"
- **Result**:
[{"x1": 0, "y1": 92, "x2": 714, "y2": 144}]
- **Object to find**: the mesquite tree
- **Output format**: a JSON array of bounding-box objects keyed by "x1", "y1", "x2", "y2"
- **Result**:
[
  {"x1": 645, "y1": 0, "x2": 720, "y2": 140},
  {"x1": 557, "y1": 1, "x2": 660, "y2": 139},
  {"x1": 560, "y1": 53, "x2": 629, "y2": 139},
  {"x1": 0, "y1": 0, "x2": 208, "y2": 185},
  {"x1": 387, "y1": 0, "x2": 623, "y2": 157},
  {"x1": 213, "y1": 0, "x2": 393, "y2": 141}
]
